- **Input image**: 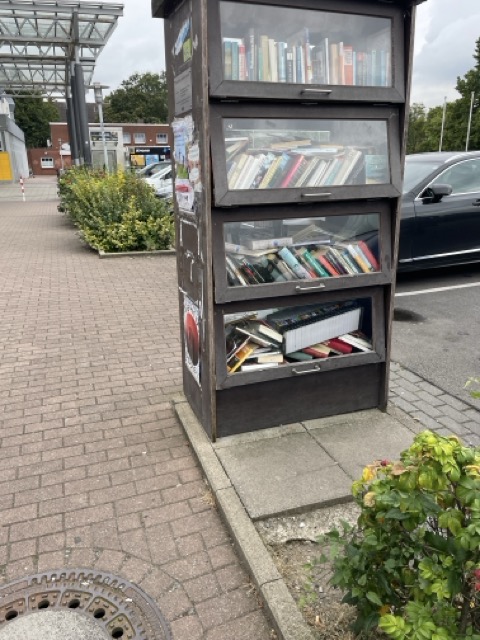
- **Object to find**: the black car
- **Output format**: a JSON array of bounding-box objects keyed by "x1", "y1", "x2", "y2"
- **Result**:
[{"x1": 399, "y1": 151, "x2": 480, "y2": 271}]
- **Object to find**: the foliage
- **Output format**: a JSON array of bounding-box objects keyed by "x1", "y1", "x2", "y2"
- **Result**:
[
  {"x1": 466, "y1": 378, "x2": 480, "y2": 401},
  {"x1": 103, "y1": 72, "x2": 168, "y2": 124},
  {"x1": 316, "y1": 431, "x2": 480, "y2": 639},
  {"x1": 13, "y1": 91, "x2": 59, "y2": 147},
  {"x1": 58, "y1": 167, "x2": 174, "y2": 252},
  {"x1": 407, "y1": 37, "x2": 480, "y2": 153}
]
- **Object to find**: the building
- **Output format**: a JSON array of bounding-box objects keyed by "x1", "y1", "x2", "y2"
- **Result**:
[
  {"x1": 27, "y1": 120, "x2": 171, "y2": 176},
  {"x1": 0, "y1": 90, "x2": 29, "y2": 182}
]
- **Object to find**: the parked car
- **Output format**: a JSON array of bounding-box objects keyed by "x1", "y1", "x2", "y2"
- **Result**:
[
  {"x1": 144, "y1": 164, "x2": 173, "y2": 199},
  {"x1": 135, "y1": 161, "x2": 170, "y2": 179},
  {"x1": 399, "y1": 151, "x2": 480, "y2": 271}
]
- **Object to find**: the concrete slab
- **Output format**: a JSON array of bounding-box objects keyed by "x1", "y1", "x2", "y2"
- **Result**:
[
  {"x1": 214, "y1": 430, "x2": 353, "y2": 519},
  {"x1": 305, "y1": 409, "x2": 415, "y2": 480},
  {"x1": 0, "y1": 610, "x2": 110, "y2": 640}
]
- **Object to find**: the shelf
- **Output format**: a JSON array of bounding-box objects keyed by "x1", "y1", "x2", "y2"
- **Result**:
[
  {"x1": 210, "y1": 103, "x2": 401, "y2": 206},
  {"x1": 208, "y1": 0, "x2": 405, "y2": 103},
  {"x1": 212, "y1": 201, "x2": 394, "y2": 302},
  {"x1": 215, "y1": 287, "x2": 385, "y2": 388}
]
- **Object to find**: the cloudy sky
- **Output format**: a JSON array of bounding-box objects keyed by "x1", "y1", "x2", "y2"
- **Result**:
[{"x1": 92, "y1": 0, "x2": 480, "y2": 110}]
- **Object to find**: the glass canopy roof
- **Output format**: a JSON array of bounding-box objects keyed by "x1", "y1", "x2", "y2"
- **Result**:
[{"x1": 0, "y1": 1, "x2": 123, "y2": 97}]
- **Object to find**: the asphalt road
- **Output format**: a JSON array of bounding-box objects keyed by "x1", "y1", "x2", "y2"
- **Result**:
[{"x1": 392, "y1": 263, "x2": 480, "y2": 404}]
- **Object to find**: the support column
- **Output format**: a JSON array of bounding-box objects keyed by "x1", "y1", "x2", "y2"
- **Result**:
[
  {"x1": 73, "y1": 63, "x2": 92, "y2": 166},
  {"x1": 66, "y1": 92, "x2": 80, "y2": 165}
]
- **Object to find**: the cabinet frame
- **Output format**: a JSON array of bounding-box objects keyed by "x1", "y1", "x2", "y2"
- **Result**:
[
  {"x1": 152, "y1": 0, "x2": 421, "y2": 439},
  {"x1": 210, "y1": 102, "x2": 402, "y2": 207},
  {"x1": 207, "y1": 0, "x2": 406, "y2": 103},
  {"x1": 212, "y1": 199, "x2": 393, "y2": 302},
  {"x1": 215, "y1": 285, "x2": 386, "y2": 389}
]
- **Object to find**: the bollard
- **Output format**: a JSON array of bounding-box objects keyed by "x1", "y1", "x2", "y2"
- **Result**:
[{"x1": 19, "y1": 177, "x2": 25, "y2": 202}]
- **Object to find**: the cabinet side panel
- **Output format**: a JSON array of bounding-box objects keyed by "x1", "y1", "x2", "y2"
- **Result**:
[{"x1": 164, "y1": 0, "x2": 216, "y2": 438}]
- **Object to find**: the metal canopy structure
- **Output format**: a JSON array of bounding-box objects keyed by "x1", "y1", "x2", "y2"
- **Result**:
[{"x1": 0, "y1": 0, "x2": 123, "y2": 97}]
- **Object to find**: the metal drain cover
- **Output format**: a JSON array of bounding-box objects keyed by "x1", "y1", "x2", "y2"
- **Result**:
[{"x1": 0, "y1": 569, "x2": 172, "y2": 640}]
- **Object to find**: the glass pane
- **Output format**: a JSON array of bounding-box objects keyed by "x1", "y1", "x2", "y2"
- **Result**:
[
  {"x1": 224, "y1": 214, "x2": 380, "y2": 287},
  {"x1": 224, "y1": 117, "x2": 389, "y2": 190},
  {"x1": 220, "y1": 1, "x2": 392, "y2": 87},
  {"x1": 224, "y1": 298, "x2": 373, "y2": 374}
]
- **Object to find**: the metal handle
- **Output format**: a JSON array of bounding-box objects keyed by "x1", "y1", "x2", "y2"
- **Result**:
[
  {"x1": 295, "y1": 283, "x2": 326, "y2": 292},
  {"x1": 301, "y1": 193, "x2": 332, "y2": 198},
  {"x1": 300, "y1": 89, "x2": 332, "y2": 95},
  {"x1": 292, "y1": 365, "x2": 321, "y2": 374}
]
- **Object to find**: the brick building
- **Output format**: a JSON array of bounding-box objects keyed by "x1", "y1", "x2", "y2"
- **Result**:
[{"x1": 28, "y1": 119, "x2": 171, "y2": 176}]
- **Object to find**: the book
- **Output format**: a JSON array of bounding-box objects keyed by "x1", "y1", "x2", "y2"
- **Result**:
[
  {"x1": 285, "y1": 351, "x2": 313, "y2": 361},
  {"x1": 256, "y1": 322, "x2": 283, "y2": 345},
  {"x1": 304, "y1": 28, "x2": 313, "y2": 83},
  {"x1": 228, "y1": 152, "x2": 249, "y2": 189},
  {"x1": 260, "y1": 35, "x2": 270, "y2": 81},
  {"x1": 346, "y1": 243, "x2": 372, "y2": 273},
  {"x1": 223, "y1": 40, "x2": 233, "y2": 80},
  {"x1": 227, "y1": 342, "x2": 256, "y2": 372},
  {"x1": 343, "y1": 45, "x2": 354, "y2": 85},
  {"x1": 296, "y1": 247, "x2": 330, "y2": 278},
  {"x1": 266, "y1": 253, "x2": 296, "y2": 281},
  {"x1": 286, "y1": 47, "x2": 294, "y2": 82},
  {"x1": 248, "y1": 27, "x2": 257, "y2": 81},
  {"x1": 267, "y1": 302, "x2": 361, "y2": 354},
  {"x1": 316, "y1": 253, "x2": 341, "y2": 277},
  {"x1": 303, "y1": 344, "x2": 331, "y2": 358},
  {"x1": 268, "y1": 38, "x2": 278, "y2": 82},
  {"x1": 324, "y1": 337, "x2": 353, "y2": 354},
  {"x1": 225, "y1": 255, "x2": 249, "y2": 286},
  {"x1": 277, "y1": 41, "x2": 287, "y2": 82},
  {"x1": 358, "y1": 240, "x2": 380, "y2": 271},
  {"x1": 236, "y1": 323, "x2": 280, "y2": 348},
  {"x1": 244, "y1": 231, "x2": 293, "y2": 251},
  {"x1": 279, "y1": 154, "x2": 305, "y2": 188},
  {"x1": 338, "y1": 331, "x2": 373, "y2": 352},
  {"x1": 258, "y1": 256, "x2": 288, "y2": 282},
  {"x1": 278, "y1": 246, "x2": 311, "y2": 279}
]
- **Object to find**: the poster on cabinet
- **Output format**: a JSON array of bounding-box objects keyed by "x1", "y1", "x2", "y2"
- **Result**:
[{"x1": 183, "y1": 294, "x2": 201, "y2": 387}]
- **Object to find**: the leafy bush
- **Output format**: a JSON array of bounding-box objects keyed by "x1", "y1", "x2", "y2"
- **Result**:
[
  {"x1": 58, "y1": 167, "x2": 174, "y2": 252},
  {"x1": 318, "y1": 430, "x2": 480, "y2": 639}
]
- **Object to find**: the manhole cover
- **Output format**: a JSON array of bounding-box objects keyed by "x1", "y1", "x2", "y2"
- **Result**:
[{"x1": 0, "y1": 569, "x2": 172, "y2": 640}]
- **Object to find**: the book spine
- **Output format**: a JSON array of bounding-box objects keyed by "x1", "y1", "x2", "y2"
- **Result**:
[
  {"x1": 286, "y1": 47, "x2": 294, "y2": 83},
  {"x1": 258, "y1": 256, "x2": 287, "y2": 282},
  {"x1": 261, "y1": 35, "x2": 270, "y2": 81},
  {"x1": 267, "y1": 253, "x2": 295, "y2": 281},
  {"x1": 228, "y1": 153, "x2": 249, "y2": 189},
  {"x1": 304, "y1": 28, "x2": 312, "y2": 83},
  {"x1": 268, "y1": 38, "x2": 278, "y2": 82},
  {"x1": 278, "y1": 247, "x2": 311, "y2": 279},
  {"x1": 223, "y1": 40, "x2": 232, "y2": 80},
  {"x1": 279, "y1": 154, "x2": 304, "y2": 188},
  {"x1": 258, "y1": 155, "x2": 281, "y2": 189},
  {"x1": 231, "y1": 41, "x2": 239, "y2": 80},
  {"x1": 343, "y1": 45, "x2": 354, "y2": 85},
  {"x1": 248, "y1": 28, "x2": 256, "y2": 81},
  {"x1": 348, "y1": 244, "x2": 372, "y2": 273},
  {"x1": 297, "y1": 247, "x2": 329, "y2": 277},
  {"x1": 278, "y1": 42, "x2": 287, "y2": 82},
  {"x1": 331, "y1": 247, "x2": 355, "y2": 274},
  {"x1": 247, "y1": 236, "x2": 292, "y2": 250},
  {"x1": 326, "y1": 248, "x2": 348, "y2": 275},
  {"x1": 295, "y1": 44, "x2": 304, "y2": 83},
  {"x1": 341, "y1": 248, "x2": 362, "y2": 274},
  {"x1": 316, "y1": 253, "x2": 339, "y2": 276},
  {"x1": 239, "y1": 40, "x2": 247, "y2": 81},
  {"x1": 291, "y1": 249, "x2": 317, "y2": 278},
  {"x1": 357, "y1": 240, "x2": 380, "y2": 271},
  {"x1": 268, "y1": 154, "x2": 291, "y2": 188}
]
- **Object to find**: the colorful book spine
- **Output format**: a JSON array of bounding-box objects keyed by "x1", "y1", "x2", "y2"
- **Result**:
[
  {"x1": 278, "y1": 247, "x2": 311, "y2": 279},
  {"x1": 224, "y1": 40, "x2": 232, "y2": 80},
  {"x1": 279, "y1": 155, "x2": 305, "y2": 188},
  {"x1": 277, "y1": 42, "x2": 287, "y2": 83},
  {"x1": 358, "y1": 240, "x2": 380, "y2": 271},
  {"x1": 296, "y1": 247, "x2": 330, "y2": 278}
]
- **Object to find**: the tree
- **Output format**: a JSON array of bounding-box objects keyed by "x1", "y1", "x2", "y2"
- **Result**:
[
  {"x1": 13, "y1": 92, "x2": 59, "y2": 148},
  {"x1": 103, "y1": 72, "x2": 168, "y2": 124},
  {"x1": 454, "y1": 36, "x2": 480, "y2": 150}
]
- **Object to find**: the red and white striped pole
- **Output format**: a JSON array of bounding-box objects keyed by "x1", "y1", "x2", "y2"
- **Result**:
[{"x1": 19, "y1": 177, "x2": 25, "y2": 202}]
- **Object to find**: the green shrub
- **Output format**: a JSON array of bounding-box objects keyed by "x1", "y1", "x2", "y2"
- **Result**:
[
  {"x1": 58, "y1": 167, "x2": 174, "y2": 252},
  {"x1": 317, "y1": 430, "x2": 480, "y2": 639}
]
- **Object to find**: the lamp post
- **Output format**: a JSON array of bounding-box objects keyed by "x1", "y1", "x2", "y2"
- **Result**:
[{"x1": 92, "y1": 83, "x2": 109, "y2": 172}]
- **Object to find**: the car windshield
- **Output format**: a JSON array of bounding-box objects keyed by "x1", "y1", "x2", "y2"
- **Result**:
[{"x1": 402, "y1": 159, "x2": 444, "y2": 194}]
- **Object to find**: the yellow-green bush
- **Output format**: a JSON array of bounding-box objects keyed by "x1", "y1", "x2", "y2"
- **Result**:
[{"x1": 58, "y1": 167, "x2": 175, "y2": 252}]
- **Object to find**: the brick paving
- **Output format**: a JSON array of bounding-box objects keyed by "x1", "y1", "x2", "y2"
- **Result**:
[
  {"x1": 1, "y1": 178, "x2": 480, "y2": 639},
  {"x1": 0, "y1": 181, "x2": 275, "y2": 639}
]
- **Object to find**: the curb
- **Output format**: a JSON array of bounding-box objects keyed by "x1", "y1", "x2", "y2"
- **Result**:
[
  {"x1": 171, "y1": 394, "x2": 315, "y2": 640},
  {"x1": 98, "y1": 249, "x2": 175, "y2": 258}
]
